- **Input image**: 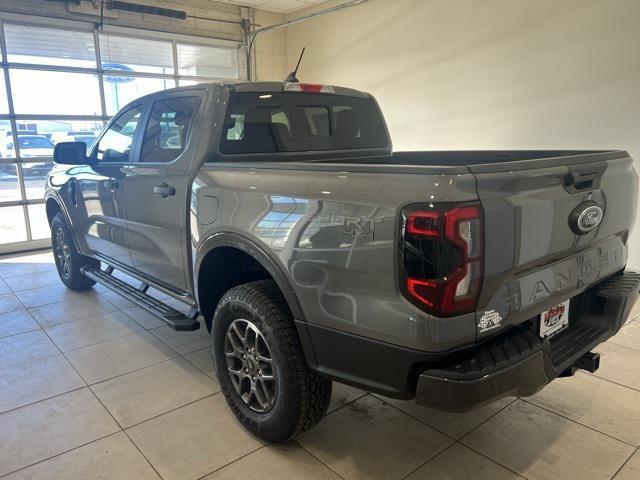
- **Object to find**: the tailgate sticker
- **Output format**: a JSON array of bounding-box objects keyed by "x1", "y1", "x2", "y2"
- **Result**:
[{"x1": 478, "y1": 309, "x2": 503, "y2": 333}]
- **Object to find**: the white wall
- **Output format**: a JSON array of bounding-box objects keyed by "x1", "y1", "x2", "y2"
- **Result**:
[
  {"x1": 254, "y1": 10, "x2": 288, "y2": 81},
  {"x1": 284, "y1": 0, "x2": 640, "y2": 266}
]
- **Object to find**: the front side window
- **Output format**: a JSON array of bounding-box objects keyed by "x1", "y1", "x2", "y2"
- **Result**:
[
  {"x1": 95, "y1": 106, "x2": 143, "y2": 163},
  {"x1": 221, "y1": 93, "x2": 388, "y2": 154},
  {"x1": 140, "y1": 96, "x2": 200, "y2": 163}
]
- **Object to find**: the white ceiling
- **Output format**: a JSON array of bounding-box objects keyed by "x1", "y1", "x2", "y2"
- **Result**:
[{"x1": 217, "y1": 0, "x2": 330, "y2": 14}]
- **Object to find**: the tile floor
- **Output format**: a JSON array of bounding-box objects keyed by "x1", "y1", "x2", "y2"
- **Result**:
[{"x1": 1, "y1": 250, "x2": 640, "y2": 480}]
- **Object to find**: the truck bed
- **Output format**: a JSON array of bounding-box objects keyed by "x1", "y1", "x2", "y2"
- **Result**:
[{"x1": 323, "y1": 150, "x2": 628, "y2": 171}]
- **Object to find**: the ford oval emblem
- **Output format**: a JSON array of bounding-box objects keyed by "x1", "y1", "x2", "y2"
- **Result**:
[{"x1": 569, "y1": 201, "x2": 603, "y2": 235}]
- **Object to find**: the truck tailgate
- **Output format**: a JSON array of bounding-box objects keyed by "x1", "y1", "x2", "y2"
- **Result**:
[{"x1": 473, "y1": 152, "x2": 637, "y2": 338}]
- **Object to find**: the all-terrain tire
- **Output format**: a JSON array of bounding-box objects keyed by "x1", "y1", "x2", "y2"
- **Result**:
[
  {"x1": 51, "y1": 212, "x2": 99, "y2": 291},
  {"x1": 212, "y1": 279, "x2": 332, "y2": 442}
]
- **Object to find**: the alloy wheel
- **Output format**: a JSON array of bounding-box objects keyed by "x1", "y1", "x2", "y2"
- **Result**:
[
  {"x1": 224, "y1": 318, "x2": 277, "y2": 413},
  {"x1": 54, "y1": 227, "x2": 71, "y2": 278}
]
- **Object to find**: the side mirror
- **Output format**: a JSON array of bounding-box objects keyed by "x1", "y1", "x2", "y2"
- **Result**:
[{"x1": 53, "y1": 141, "x2": 87, "y2": 165}]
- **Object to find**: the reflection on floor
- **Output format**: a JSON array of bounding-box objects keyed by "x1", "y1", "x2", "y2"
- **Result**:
[{"x1": 1, "y1": 249, "x2": 640, "y2": 480}]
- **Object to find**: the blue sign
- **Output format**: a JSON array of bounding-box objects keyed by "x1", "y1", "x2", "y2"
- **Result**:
[{"x1": 102, "y1": 63, "x2": 135, "y2": 83}]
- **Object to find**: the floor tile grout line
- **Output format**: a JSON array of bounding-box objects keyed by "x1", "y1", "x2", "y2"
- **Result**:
[
  {"x1": 376, "y1": 394, "x2": 528, "y2": 479},
  {"x1": 84, "y1": 385, "x2": 167, "y2": 480},
  {"x1": 600, "y1": 339, "x2": 640, "y2": 356},
  {"x1": 459, "y1": 442, "x2": 530, "y2": 479},
  {"x1": 0, "y1": 431, "x2": 126, "y2": 479},
  {"x1": 0, "y1": 325, "x2": 41, "y2": 342},
  {"x1": 585, "y1": 371, "x2": 640, "y2": 394},
  {"x1": 2, "y1": 332, "x2": 182, "y2": 389},
  {"x1": 0, "y1": 385, "x2": 88, "y2": 417},
  {"x1": 612, "y1": 447, "x2": 638, "y2": 479},
  {"x1": 121, "y1": 392, "x2": 221, "y2": 431},
  {"x1": 519, "y1": 397, "x2": 639, "y2": 448},
  {"x1": 455, "y1": 397, "x2": 520, "y2": 440},
  {"x1": 608, "y1": 339, "x2": 640, "y2": 353},
  {"x1": 438, "y1": 399, "x2": 535, "y2": 479},
  {"x1": 15, "y1": 290, "x2": 121, "y2": 314},
  {"x1": 376, "y1": 393, "x2": 517, "y2": 444},
  {"x1": 293, "y1": 441, "x2": 349, "y2": 480},
  {"x1": 195, "y1": 392, "x2": 369, "y2": 480},
  {"x1": 28, "y1": 304, "x2": 179, "y2": 387},
  {"x1": 320, "y1": 391, "x2": 370, "y2": 420},
  {"x1": 52, "y1": 323, "x2": 152, "y2": 355},
  {"x1": 121, "y1": 428, "x2": 167, "y2": 480},
  {"x1": 181, "y1": 348, "x2": 219, "y2": 381},
  {"x1": 398, "y1": 441, "x2": 459, "y2": 480},
  {"x1": 372, "y1": 396, "x2": 458, "y2": 443},
  {"x1": 195, "y1": 444, "x2": 273, "y2": 480}
]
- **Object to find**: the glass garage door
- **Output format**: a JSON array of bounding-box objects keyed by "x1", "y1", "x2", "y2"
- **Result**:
[{"x1": 0, "y1": 18, "x2": 240, "y2": 254}]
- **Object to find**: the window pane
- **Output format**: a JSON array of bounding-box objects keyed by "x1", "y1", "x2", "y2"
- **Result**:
[
  {"x1": 177, "y1": 44, "x2": 238, "y2": 79},
  {"x1": 16, "y1": 120, "x2": 103, "y2": 155},
  {"x1": 104, "y1": 77, "x2": 175, "y2": 115},
  {"x1": 0, "y1": 121, "x2": 16, "y2": 158},
  {"x1": 141, "y1": 97, "x2": 201, "y2": 163},
  {"x1": 95, "y1": 106, "x2": 144, "y2": 163},
  {"x1": 16, "y1": 135, "x2": 54, "y2": 157},
  {"x1": 0, "y1": 81, "x2": 8, "y2": 114},
  {"x1": 0, "y1": 206, "x2": 27, "y2": 244},
  {"x1": 28, "y1": 203, "x2": 49, "y2": 240},
  {"x1": 24, "y1": 161, "x2": 54, "y2": 200},
  {"x1": 179, "y1": 79, "x2": 200, "y2": 87},
  {"x1": 100, "y1": 35, "x2": 173, "y2": 74},
  {"x1": 4, "y1": 24, "x2": 96, "y2": 68},
  {"x1": 0, "y1": 163, "x2": 20, "y2": 202},
  {"x1": 10, "y1": 70, "x2": 101, "y2": 115}
]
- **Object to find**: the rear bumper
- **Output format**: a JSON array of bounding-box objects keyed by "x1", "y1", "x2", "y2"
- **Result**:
[{"x1": 415, "y1": 270, "x2": 640, "y2": 412}]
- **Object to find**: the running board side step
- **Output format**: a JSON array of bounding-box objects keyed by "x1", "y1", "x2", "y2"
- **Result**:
[{"x1": 81, "y1": 266, "x2": 200, "y2": 331}]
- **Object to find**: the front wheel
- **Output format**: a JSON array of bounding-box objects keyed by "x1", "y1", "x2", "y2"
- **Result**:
[
  {"x1": 212, "y1": 280, "x2": 332, "y2": 442},
  {"x1": 51, "y1": 212, "x2": 98, "y2": 291}
]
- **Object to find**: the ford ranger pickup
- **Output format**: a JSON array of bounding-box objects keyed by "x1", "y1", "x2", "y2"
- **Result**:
[{"x1": 45, "y1": 80, "x2": 640, "y2": 442}]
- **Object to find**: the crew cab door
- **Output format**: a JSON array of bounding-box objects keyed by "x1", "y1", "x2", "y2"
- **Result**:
[
  {"x1": 78, "y1": 104, "x2": 145, "y2": 267},
  {"x1": 119, "y1": 93, "x2": 203, "y2": 292}
]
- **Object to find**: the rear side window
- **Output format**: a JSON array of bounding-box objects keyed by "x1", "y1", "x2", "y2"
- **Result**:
[
  {"x1": 140, "y1": 96, "x2": 200, "y2": 163},
  {"x1": 220, "y1": 93, "x2": 388, "y2": 154}
]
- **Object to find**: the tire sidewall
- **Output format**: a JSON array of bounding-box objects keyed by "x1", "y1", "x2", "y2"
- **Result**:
[
  {"x1": 51, "y1": 214, "x2": 74, "y2": 284},
  {"x1": 50, "y1": 213, "x2": 97, "y2": 290},
  {"x1": 212, "y1": 294, "x2": 302, "y2": 437}
]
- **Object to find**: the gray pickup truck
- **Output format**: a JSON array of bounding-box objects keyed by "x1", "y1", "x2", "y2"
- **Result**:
[{"x1": 46, "y1": 80, "x2": 639, "y2": 442}]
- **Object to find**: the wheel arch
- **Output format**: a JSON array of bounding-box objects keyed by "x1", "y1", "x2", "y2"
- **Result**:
[{"x1": 194, "y1": 232, "x2": 307, "y2": 332}]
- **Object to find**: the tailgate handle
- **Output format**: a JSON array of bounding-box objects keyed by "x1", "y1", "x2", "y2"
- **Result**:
[{"x1": 563, "y1": 163, "x2": 606, "y2": 193}]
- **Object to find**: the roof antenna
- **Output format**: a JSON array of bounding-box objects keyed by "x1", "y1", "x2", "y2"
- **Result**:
[{"x1": 284, "y1": 47, "x2": 305, "y2": 83}]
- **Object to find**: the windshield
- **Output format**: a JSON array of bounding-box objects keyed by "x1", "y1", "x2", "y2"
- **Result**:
[
  {"x1": 221, "y1": 92, "x2": 388, "y2": 154},
  {"x1": 18, "y1": 136, "x2": 54, "y2": 149}
]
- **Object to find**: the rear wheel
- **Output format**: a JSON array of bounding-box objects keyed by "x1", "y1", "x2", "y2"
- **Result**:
[
  {"x1": 212, "y1": 279, "x2": 332, "y2": 442},
  {"x1": 51, "y1": 212, "x2": 98, "y2": 291}
]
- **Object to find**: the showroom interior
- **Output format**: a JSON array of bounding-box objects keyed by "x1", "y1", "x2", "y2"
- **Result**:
[{"x1": 1, "y1": 0, "x2": 640, "y2": 479}]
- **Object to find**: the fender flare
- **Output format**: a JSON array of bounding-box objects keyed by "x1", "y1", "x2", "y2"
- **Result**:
[
  {"x1": 194, "y1": 231, "x2": 306, "y2": 322},
  {"x1": 44, "y1": 192, "x2": 82, "y2": 252}
]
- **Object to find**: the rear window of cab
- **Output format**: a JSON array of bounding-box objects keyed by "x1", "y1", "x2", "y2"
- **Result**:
[{"x1": 220, "y1": 92, "x2": 388, "y2": 154}]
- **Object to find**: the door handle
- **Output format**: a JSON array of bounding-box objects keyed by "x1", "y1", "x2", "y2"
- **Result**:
[
  {"x1": 154, "y1": 183, "x2": 176, "y2": 198},
  {"x1": 104, "y1": 179, "x2": 119, "y2": 190}
]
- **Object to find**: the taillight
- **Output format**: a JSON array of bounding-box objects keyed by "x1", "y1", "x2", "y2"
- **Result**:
[{"x1": 400, "y1": 203, "x2": 483, "y2": 316}]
